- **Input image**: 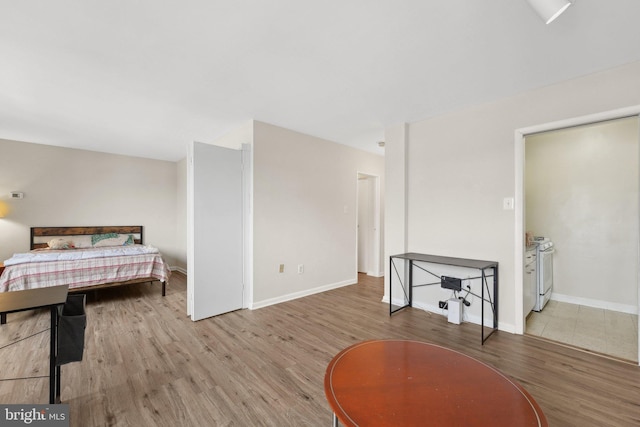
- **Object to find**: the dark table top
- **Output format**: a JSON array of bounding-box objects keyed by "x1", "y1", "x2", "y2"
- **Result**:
[
  {"x1": 391, "y1": 252, "x2": 498, "y2": 269},
  {"x1": 0, "y1": 285, "x2": 68, "y2": 314}
]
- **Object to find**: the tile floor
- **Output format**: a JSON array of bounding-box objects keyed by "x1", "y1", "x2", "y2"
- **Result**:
[{"x1": 526, "y1": 300, "x2": 638, "y2": 363}]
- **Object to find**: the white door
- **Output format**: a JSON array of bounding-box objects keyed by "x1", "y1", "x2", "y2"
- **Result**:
[{"x1": 188, "y1": 142, "x2": 243, "y2": 321}]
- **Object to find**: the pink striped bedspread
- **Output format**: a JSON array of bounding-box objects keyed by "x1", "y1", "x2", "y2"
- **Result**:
[{"x1": 0, "y1": 248, "x2": 170, "y2": 293}]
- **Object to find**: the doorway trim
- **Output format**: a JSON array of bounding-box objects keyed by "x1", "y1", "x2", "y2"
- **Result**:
[
  {"x1": 356, "y1": 172, "x2": 382, "y2": 278},
  {"x1": 242, "y1": 143, "x2": 253, "y2": 309},
  {"x1": 514, "y1": 105, "x2": 640, "y2": 365}
]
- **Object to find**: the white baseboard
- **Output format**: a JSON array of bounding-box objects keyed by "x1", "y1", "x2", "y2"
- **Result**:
[
  {"x1": 551, "y1": 292, "x2": 638, "y2": 315},
  {"x1": 382, "y1": 296, "x2": 514, "y2": 333},
  {"x1": 251, "y1": 278, "x2": 356, "y2": 310},
  {"x1": 170, "y1": 266, "x2": 187, "y2": 275}
]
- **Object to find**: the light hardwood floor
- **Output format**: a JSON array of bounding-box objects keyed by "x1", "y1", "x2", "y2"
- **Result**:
[{"x1": 1, "y1": 273, "x2": 639, "y2": 426}]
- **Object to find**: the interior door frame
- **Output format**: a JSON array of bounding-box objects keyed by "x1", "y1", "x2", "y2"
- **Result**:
[
  {"x1": 242, "y1": 143, "x2": 253, "y2": 309},
  {"x1": 514, "y1": 105, "x2": 640, "y2": 365},
  {"x1": 187, "y1": 142, "x2": 194, "y2": 316},
  {"x1": 357, "y1": 175, "x2": 370, "y2": 274},
  {"x1": 355, "y1": 172, "x2": 382, "y2": 278}
]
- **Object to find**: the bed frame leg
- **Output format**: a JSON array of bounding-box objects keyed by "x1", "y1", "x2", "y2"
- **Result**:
[
  {"x1": 1, "y1": 313, "x2": 6, "y2": 324},
  {"x1": 162, "y1": 281, "x2": 166, "y2": 297}
]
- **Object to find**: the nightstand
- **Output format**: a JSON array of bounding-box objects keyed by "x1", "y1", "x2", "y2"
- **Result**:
[{"x1": 0, "y1": 262, "x2": 4, "y2": 276}]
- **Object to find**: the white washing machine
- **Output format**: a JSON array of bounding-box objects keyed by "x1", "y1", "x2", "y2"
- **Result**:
[{"x1": 533, "y1": 238, "x2": 554, "y2": 312}]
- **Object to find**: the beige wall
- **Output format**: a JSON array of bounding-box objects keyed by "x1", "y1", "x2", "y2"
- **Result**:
[
  {"x1": 0, "y1": 139, "x2": 180, "y2": 266},
  {"x1": 252, "y1": 121, "x2": 384, "y2": 306},
  {"x1": 525, "y1": 117, "x2": 639, "y2": 310},
  {"x1": 385, "y1": 60, "x2": 640, "y2": 332}
]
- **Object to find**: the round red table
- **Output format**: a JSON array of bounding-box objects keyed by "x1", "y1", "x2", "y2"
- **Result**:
[{"x1": 324, "y1": 339, "x2": 548, "y2": 426}]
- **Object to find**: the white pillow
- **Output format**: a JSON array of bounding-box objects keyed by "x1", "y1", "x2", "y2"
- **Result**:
[{"x1": 48, "y1": 238, "x2": 72, "y2": 250}]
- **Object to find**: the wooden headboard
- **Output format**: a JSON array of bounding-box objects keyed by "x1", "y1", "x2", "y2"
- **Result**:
[{"x1": 31, "y1": 226, "x2": 144, "y2": 250}]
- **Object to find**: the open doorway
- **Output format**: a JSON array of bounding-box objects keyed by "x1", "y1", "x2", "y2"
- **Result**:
[
  {"x1": 357, "y1": 173, "x2": 382, "y2": 279},
  {"x1": 523, "y1": 117, "x2": 639, "y2": 362}
]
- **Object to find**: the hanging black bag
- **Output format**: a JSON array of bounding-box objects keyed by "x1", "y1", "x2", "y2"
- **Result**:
[{"x1": 56, "y1": 294, "x2": 86, "y2": 366}]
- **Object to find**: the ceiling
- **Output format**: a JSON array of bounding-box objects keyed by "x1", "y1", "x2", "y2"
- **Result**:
[{"x1": 1, "y1": 1, "x2": 640, "y2": 162}]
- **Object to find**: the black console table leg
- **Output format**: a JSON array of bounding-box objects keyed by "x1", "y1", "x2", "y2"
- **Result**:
[{"x1": 49, "y1": 306, "x2": 57, "y2": 404}]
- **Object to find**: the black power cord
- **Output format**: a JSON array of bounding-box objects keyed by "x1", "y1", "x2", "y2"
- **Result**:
[{"x1": 459, "y1": 285, "x2": 472, "y2": 306}]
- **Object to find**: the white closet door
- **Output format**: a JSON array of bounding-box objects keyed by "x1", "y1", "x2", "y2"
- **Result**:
[{"x1": 189, "y1": 141, "x2": 243, "y2": 321}]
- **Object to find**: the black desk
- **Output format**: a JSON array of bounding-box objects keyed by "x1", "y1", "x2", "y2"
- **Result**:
[
  {"x1": 389, "y1": 253, "x2": 498, "y2": 344},
  {"x1": 0, "y1": 285, "x2": 69, "y2": 403}
]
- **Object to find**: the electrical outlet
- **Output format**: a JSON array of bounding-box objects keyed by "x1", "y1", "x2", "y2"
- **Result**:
[
  {"x1": 438, "y1": 301, "x2": 448, "y2": 309},
  {"x1": 297, "y1": 264, "x2": 304, "y2": 274}
]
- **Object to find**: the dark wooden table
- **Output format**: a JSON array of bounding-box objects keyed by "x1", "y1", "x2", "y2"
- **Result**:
[
  {"x1": 324, "y1": 339, "x2": 547, "y2": 426},
  {"x1": 0, "y1": 285, "x2": 69, "y2": 404}
]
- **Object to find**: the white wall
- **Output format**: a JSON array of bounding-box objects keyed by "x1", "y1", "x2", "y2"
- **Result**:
[
  {"x1": 385, "y1": 60, "x2": 640, "y2": 333},
  {"x1": 252, "y1": 121, "x2": 384, "y2": 307},
  {"x1": 384, "y1": 124, "x2": 408, "y2": 300},
  {"x1": 525, "y1": 117, "x2": 639, "y2": 311},
  {"x1": 0, "y1": 138, "x2": 180, "y2": 266}
]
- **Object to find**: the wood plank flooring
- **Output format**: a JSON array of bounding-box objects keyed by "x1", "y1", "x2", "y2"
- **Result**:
[{"x1": 1, "y1": 273, "x2": 639, "y2": 426}]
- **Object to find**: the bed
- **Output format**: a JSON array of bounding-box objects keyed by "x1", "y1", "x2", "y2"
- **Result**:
[{"x1": 0, "y1": 226, "x2": 170, "y2": 323}]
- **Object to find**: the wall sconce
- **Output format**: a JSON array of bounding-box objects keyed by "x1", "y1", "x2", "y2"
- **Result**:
[{"x1": 526, "y1": 0, "x2": 572, "y2": 24}]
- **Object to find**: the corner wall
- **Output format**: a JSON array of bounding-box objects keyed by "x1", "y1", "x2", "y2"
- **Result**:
[
  {"x1": 252, "y1": 121, "x2": 384, "y2": 307},
  {"x1": 0, "y1": 139, "x2": 179, "y2": 266}
]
